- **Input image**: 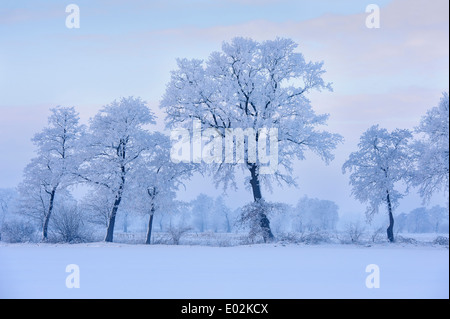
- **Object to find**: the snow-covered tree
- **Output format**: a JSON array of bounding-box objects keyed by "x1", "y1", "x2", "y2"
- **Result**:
[
  {"x1": 411, "y1": 93, "x2": 449, "y2": 203},
  {"x1": 189, "y1": 193, "x2": 215, "y2": 233},
  {"x1": 80, "y1": 187, "x2": 114, "y2": 228},
  {"x1": 237, "y1": 200, "x2": 284, "y2": 242},
  {"x1": 18, "y1": 106, "x2": 84, "y2": 240},
  {"x1": 428, "y1": 205, "x2": 449, "y2": 233},
  {"x1": 48, "y1": 195, "x2": 88, "y2": 243},
  {"x1": 183, "y1": 195, "x2": 235, "y2": 234},
  {"x1": 0, "y1": 188, "x2": 16, "y2": 220},
  {"x1": 396, "y1": 206, "x2": 448, "y2": 234},
  {"x1": 161, "y1": 37, "x2": 342, "y2": 242},
  {"x1": 294, "y1": 196, "x2": 339, "y2": 232},
  {"x1": 342, "y1": 125, "x2": 414, "y2": 242},
  {"x1": 396, "y1": 213, "x2": 408, "y2": 233},
  {"x1": 265, "y1": 202, "x2": 293, "y2": 235},
  {"x1": 406, "y1": 207, "x2": 433, "y2": 233},
  {"x1": 213, "y1": 196, "x2": 233, "y2": 233},
  {"x1": 0, "y1": 188, "x2": 17, "y2": 240},
  {"x1": 78, "y1": 97, "x2": 155, "y2": 242},
  {"x1": 132, "y1": 132, "x2": 193, "y2": 244}
]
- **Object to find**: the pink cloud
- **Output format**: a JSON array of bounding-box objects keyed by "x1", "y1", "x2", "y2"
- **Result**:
[
  {"x1": 0, "y1": 7, "x2": 63, "y2": 25},
  {"x1": 135, "y1": 0, "x2": 448, "y2": 85}
]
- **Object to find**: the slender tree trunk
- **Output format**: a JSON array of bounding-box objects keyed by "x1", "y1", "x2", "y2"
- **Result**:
[
  {"x1": 145, "y1": 204, "x2": 155, "y2": 245},
  {"x1": 105, "y1": 181, "x2": 124, "y2": 243},
  {"x1": 105, "y1": 194, "x2": 122, "y2": 242},
  {"x1": 248, "y1": 163, "x2": 274, "y2": 242},
  {"x1": 145, "y1": 188, "x2": 157, "y2": 244},
  {"x1": 105, "y1": 168, "x2": 126, "y2": 243},
  {"x1": 42, "y1": 187, "x2": 57, "y2": 241},
  {"x1": 386, "y1": 190, "x2": 395, "y2": 243}
]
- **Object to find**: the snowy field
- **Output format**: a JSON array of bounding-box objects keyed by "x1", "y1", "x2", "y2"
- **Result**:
[{"x1": 0, "y1": 243, "x2": 448, "y2": 299}]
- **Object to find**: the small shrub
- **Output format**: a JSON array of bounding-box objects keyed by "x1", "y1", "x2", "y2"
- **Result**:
[
  {"x1": 370, "y1": 227, "x2": 385, "y2": 243},
  {"x1": 151, "y1": 232, "x2": 171, "y2": 245},
  {"x1": 1, "y1": 220, "x2": 36, "y2": 243},
  {"x1": 167, "y1": 226, "x2": 191, "y2": 245},
  {"x1": 433, "y1": 236, "x2": 449, "y2": 246},
  {"x1": 344, "y1": 222, "x2": 366, "y2": 244},
  {"x1": 278, "y1": 232, "x2": 303, "y2": 244},
  {"x1": 50, "y1": 207, "x2": 90, "y2": 243},
  {"x1": 396, "y1": 236, "x2": 418, "y2": 245},
  {"x1": 217, "y1": 237, "x2": 232, "y2": 247},
  {"x1": 301, "y1": 231, "x2": 331, "y2": 245}
]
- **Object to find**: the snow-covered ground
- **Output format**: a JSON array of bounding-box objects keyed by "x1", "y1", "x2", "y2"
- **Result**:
[{"x1": 0, "y1": 243, "x2": 448, "y2": 299}]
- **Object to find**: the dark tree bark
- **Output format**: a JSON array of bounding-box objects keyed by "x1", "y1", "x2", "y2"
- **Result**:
[
  {"x1": 42, "y1": 187, "x2": 57, "y2": 241},
  {"x1": 104, "y1": 192, "x2": 122, "y2": 242},
  {"x1": 248, "y1": 163, "x2": 274, "y2": 242},
  {"x1": 145, "y1": 188, "x2": 157, "y2": 245},
  {"x1": 145, "y1": 205, "x2": 155, "y2": 245},
  {"x1": 386, "y1": 190, "x2": 395, "y2": 243},
  {"x1": 249, "y1": 164, "x2": 263, "y2": 200},
  {"x1": 104, "y1": 170, "x2": 125, "y2": 242}
]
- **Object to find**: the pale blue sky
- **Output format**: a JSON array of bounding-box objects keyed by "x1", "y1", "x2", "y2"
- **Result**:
[
  {"x1": 1, "y1": 0, "x2": 392, "y2": 108},
  {"x1": 0, "y1": 0, "x2": 448, "y2": 216}
]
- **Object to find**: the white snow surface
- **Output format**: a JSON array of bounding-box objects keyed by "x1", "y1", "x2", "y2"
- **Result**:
[{"x1": 0, "y1": 243, "x2": 448, "y2": 299}]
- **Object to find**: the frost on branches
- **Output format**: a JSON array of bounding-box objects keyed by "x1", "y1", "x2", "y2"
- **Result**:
[
  {"x1": 18, "y1": 106, "x2": 84, "y2": 241},
  {"x1": 131, "y1": 132, "x2": 194, "y2": 244},
  {"x1": 237, "y1": 200, "x2": 277, "y2": 243},
  {"x1": 161, "y1": 37, "x2": 342, "y2": 242},
  {"x1": 342, "y1": 125, "x2": 414, "y2": 242},
  {"x1": 411, "y1": 93, "x2": 449, "y2": 203},
  {"x1": 78, "y1": 97, "x2": 156, "y2": 242}
]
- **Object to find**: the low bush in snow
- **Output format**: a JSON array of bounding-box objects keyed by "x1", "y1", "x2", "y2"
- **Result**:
[
  {"x1": 150, "y1": 232, "x2": 172, "y2": 245},
  {"x1": 277, "y1": 232, "x2": 303, "y2": 244},
  {"x1": 395, "y1": 236, "x2": 418, "y2": 245},
  {"x1": 340, "y1": 222, "x2": 366, "y2": 244},
  {"x1": 167, "y1": 226, "x2": 191, "y2": 245},
  {"x1": 370, "y1": 227, "x2": 385, "y2": 243},
  {"x1": 1, "y1": 220, "x2": 37, "y2": 243},
  {"x1": 301, "y1": 231, "x2": 332, "y2": 245},
  {"x1": 433, "y1": 236, "x2": 449, "y2": 246},
  {"x1": 277, "y1": 231, "x2": 333, "y2": 245},
  {"x1": 50, "y1": 207, "x2": 92, "y2": 243}
]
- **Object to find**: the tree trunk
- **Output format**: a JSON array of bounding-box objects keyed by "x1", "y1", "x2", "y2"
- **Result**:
[
  {"x1": 249, "y1": 164, "x2": 262, "y2": 200},
  {"x1": 248, "y1": 163, "x2": 274, "y2": 242},
  {"x1": 386, "y1": 191, "x2": 395, "y2": 243},
  {"x1": 105, "y1": 191, "x2": 122, "y2": 242},
  {"x1": 105, "y1": 169, "x2": 126, "y2": 243},
  {"x1": 42, "y1": 187, "x2": 57, "y2": 241},
  {"x1": 145, "y1": 204, "x2": 155, "y2": 245}
]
